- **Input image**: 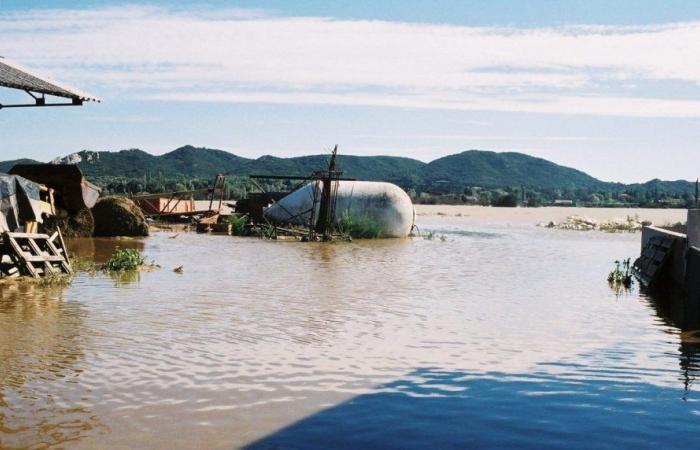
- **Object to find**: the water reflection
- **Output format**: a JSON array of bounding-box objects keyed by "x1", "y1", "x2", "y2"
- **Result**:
[
  {"x1": 245, "y1": 368, "x2": 700, "y2": 450},
  {"x1": 67, "y1": 237, "x2": 145, "y2": 264},
  {"x1": 1, "y1": 218, "x2": 699, "y2": 449},
  {"x1": 0, "y1": 284, "x2": 106, "y2": 448},
  {"x1": 642, "y1": 286, "x2": 700, "y2": 397}
]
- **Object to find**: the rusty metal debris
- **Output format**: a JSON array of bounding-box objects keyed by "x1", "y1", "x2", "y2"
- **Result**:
[
  {"x1": 132, "y1": 174, "x2": 227, "y2": 223},
  {"x1": 241, "y1": 145, "x2": 352, "y2": 241}
]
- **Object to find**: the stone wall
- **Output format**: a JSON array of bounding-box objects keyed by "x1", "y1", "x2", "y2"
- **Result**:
[
  {"x1": 641, "y1": 226, "x2": 688, "y2": 287},
  {"x1": 687, "y1": 246, "x2": 700, "y2": 304}
]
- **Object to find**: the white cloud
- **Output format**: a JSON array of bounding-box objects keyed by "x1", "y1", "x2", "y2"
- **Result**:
[{"x1": 2, "y1": 5, "x2": 700, "y2": 117}]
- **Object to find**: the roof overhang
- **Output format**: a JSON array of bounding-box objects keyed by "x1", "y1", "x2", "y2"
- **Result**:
[{"x1": 0, "y1": 56, "x2": 100, "y2": 109}]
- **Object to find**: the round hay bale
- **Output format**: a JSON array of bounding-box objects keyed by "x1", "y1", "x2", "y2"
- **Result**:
[
  {"x1": 92, "y1": 196, "x2": 149, "y2": 237},
  {"x1": 43, "y1": 206, "x2": 95, "y2": 238}
]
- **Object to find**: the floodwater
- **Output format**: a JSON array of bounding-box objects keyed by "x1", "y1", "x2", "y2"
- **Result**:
[{"x1": 1, "y1": 207, "x2": 699, "y2": 449}]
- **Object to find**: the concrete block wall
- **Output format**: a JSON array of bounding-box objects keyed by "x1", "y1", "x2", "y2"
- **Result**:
[
  {"x1": 687, "y1": 246, "x2": 700, "y2": 304},
  {"x1": 641, "y1": 226, "x2": 688, "y2": 287}
]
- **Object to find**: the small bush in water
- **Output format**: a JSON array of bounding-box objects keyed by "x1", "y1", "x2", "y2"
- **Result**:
[
  {"x1": 338, "y1": 212, "x2": 383, "y2": 239},
  {"x1": 226, "y1": 214, "x2": 249, "y2": 236},
  {"x1": 608, "y1": 258, "x2": 633, "y2": 289},
  {"x1": 104, "y1": 248, "x2": 145, "y2": 272}
]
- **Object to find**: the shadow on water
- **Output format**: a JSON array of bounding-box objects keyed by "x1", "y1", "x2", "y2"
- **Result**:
[
  {"x1": 641, "y1": 285, "x2": 700, "y2": 397},
  {"x1": 245, "y1": 367, "x2": 700, "y2": 450},
  {"x1": 0, "y1": 284, "x2": 107, "y2": 448},
  {"x1": 67, "y1": 237, "x2": 145, "y2": 264}
]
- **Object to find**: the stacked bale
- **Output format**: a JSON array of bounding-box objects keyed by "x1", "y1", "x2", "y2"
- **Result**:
[{"x1": 92, "y1": 196, "x2": 149, "y2": 237}]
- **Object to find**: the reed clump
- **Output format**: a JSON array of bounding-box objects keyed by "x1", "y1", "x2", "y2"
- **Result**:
[
  {"x1": 608, "y1": 258, "x2": 633, "y2": 289},
  {"x1": 338, "y1": 212, "x2": 383, "y2": 239}
]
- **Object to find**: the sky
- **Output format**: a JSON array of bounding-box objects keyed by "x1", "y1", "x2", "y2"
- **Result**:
[{"x1": 1, "y1": 0, "x2": 700, "y2": 183}]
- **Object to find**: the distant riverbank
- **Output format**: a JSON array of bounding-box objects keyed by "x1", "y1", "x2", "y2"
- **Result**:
[{"x1": 414, "y1": 205, "x2": 687, "y2": 228}]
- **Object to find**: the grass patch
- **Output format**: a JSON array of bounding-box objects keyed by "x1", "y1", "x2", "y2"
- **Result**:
[
  {"x1": 338, "y1": 212, "x2": 383, "y2": 239},
  {"x1": 103, "y1": 248, "x2": 145, "y2": 272}
]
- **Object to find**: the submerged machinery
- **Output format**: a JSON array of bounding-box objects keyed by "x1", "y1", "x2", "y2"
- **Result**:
[
  {"x1": 263, "y1": 181, "x2": 415, "y2": 238},
  {"x1": 239, "y1": 146, "x2": 415, "y2": 239}
]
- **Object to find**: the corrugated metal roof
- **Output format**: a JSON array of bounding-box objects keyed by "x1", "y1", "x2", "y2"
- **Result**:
[{"x1": 0, "y1": 57, "x2": 99, "y2": 102}]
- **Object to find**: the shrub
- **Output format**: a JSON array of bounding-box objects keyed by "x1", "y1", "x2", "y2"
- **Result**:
[
  {"x1": 226, "y1": 214, "x2": 249, "y2": 236},
  {"x1": 337, "y1": 212, "x2": 383, "y2": 239},
  {"x1": 103, "y1": 248, "x2": 145, "y2": 272}
]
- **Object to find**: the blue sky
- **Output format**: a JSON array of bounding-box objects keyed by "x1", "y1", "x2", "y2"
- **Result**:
[{"x1": 2, "y1": 1, "x2": 700, "y2": 183}]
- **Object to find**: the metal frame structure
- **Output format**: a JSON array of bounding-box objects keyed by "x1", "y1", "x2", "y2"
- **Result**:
[{"x1": 249, "y1": 145, "x2": 351, "y2": 241}]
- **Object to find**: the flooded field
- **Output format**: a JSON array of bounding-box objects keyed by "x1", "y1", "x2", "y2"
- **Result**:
[{"x1": 1, "y1": 207, "x2": 699, "y2": 449}]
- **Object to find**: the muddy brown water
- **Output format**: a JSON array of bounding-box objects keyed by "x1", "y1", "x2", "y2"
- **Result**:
[{"x1": 1, "y1": 208, "x2": 698, "y2": 449}]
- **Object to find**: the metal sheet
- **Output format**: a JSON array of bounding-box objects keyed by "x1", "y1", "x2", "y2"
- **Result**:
[{"x1": 0, "y1": 57, "x2": 99, "y2": 102}]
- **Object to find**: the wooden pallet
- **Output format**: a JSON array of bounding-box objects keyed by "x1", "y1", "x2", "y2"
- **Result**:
[
  {"x1": 0, "y1": 230, "x2": 72, "y2": 278},
  {"x1": 633, "y1": 235, "x2": 675, "y2": 286}
]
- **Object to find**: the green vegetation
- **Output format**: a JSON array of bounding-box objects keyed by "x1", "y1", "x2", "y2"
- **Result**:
[
  {"x1": 103, "y1": 248, "x2": 145, "y2": 272},
  {"x1": 38, "y1": 273, "x2": 73, "y2": 287},
  {"x1": 608, "y1": 259, "x2": 633, "y2": 289},
  {"x1": 6, "y1": 147, "x2": 697, "y2": 208},
  {"x1": 0, "y1": 158, "x2": 40, "y2": 173},
  {"x1": 70, "y1": 256, "x2": 98, "y2": 273},
  {"x1": 226, "y1": 214, "x2": 249, "y2": 236},
  {"x1": 338, "y1": 212, "x2": 383, "y2": 239}
]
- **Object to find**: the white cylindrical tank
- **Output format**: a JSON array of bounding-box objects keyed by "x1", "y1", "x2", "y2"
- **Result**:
[{"x1": 263, "y1": 181, "x2": 415, "y2": 237}]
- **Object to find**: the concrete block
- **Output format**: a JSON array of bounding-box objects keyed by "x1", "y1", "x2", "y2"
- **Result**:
[
  {"x1": 687, "y1": 246, "x2": 700, "y2": 304},
  {"x1": 688, "y1": 209, "x2": 700, "y2": 249}
]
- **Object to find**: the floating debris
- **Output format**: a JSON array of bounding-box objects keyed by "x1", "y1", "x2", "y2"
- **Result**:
[{"x1": 541, "y1": 215, "x2": 643, "y2": 232}]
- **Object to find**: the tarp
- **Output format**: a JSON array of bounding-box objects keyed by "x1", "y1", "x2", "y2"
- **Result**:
[{"x1": 0, "y1": 174, "x2": 44, "y2": 232}]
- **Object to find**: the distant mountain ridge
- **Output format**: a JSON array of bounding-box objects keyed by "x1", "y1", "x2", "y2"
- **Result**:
[{"x1": 2, "y1": 145, "x2": 694, "y2": 194}]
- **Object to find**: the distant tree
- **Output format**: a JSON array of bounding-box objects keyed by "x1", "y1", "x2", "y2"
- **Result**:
[{"x1": 493, "y1": 193, "x2": 519, "y2": 207}]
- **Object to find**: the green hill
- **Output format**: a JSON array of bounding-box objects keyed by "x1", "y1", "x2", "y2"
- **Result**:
[
  {"x1": 421, "y1": 150, "x2": 606, "y2": 191},
  {"x1": 1, "y1": 146, "x2": 694, "y2": 202},
  {"x1": 45, "y1": 146, "x2": 426, "y2": 184},
  {"x1": 0, "y1": 158, "x2": 40, "y2": 173}
]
